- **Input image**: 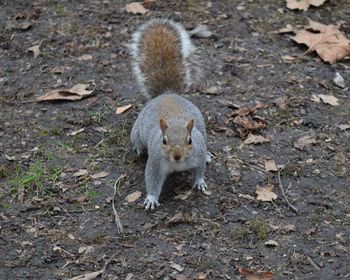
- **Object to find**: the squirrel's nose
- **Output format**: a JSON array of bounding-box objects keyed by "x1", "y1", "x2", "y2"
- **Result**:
[{"x1": 174, "y1": 155, "x2": 181, "y2": 161}]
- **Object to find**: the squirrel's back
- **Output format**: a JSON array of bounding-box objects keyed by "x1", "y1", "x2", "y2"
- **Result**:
[{"x1": 130, "y1": 19, "x2": 201, "y2": 97}]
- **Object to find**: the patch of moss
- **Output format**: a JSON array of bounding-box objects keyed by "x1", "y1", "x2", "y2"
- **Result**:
[{"x1": 249, "y1": 218, "x2": 269, "y2": 241}]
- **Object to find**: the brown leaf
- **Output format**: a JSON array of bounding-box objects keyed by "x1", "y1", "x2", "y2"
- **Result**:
[
  {"x1": 116, "y1": 104, "x2": 133, "y2": 114},
  {"x1": 36, "y1": 84, "x2": 94, "y2": 102},
  {"x1": 311, "y1": 94, "x2": 339, "y2": 106},
  {"x1": 76, "y1": 195, "x2": 89, "y2": 202},
  {"x1": 292, "y1": 19, "x2": 350, "y2": 63},
  {"x1": 27, "y1": 44, "x2": 40, "y2": 59},
  {"x1": 238, "y1": 267, "x2": 273, "y2": 280},
  {"x1": 91, "y1": 171, "x2": 109, "y2": 179},
  {"x1": 286, "y1": 0, "x2": 327, "y2": 11},
  {"x1": 264, "y1": 159, "x2": 278, "y2": 172},
  {"x1": 125, "y1": 191, "x2": 142, "y2": 203},
  {"x1": 125, "y1": 2, "x2": 149, "y2": 14},
  {"x1": 294, "y1": 132, "x2": 317, "y2": 150},
  {"x1": 243, "y1": 134, "x2": 270, "y2": 145},
  {"x1": 167, "y1": 212, "x2": 185, "y2": 225},
  {"x1": 73, "y1": 169, "x2": 88, "y2": 177},
  {"x1": 256, "y1": 184, "x2": 277, "y2": 202}
]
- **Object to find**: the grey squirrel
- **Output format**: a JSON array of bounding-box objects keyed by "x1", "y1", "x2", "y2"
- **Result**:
[{"x1": 129, "y1": 19, "x2": 210, "y2": 210}]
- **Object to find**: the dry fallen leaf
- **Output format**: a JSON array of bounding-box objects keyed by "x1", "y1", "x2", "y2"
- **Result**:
[
  {"x1": 125, "y1": 191, "x2": 142, "y2": 203},
  {"x1": 294, "y1": 132, "x2": 317, "y2": 150},
  {"x1": 116, "y1": 104, "x2": 133, "y2": 114},
  {"x1": 36, "y1": 84, "x2": 94, "y2": 102},
  {"x1": 68, "y1": 128, "x2": 85, "y2": 136},
  {"x1": 244, "y1": 134, "x2": 270, "y2": 145},
  {"x1": 73, "y1": 169, "x2": 88, "y2": 177},
  {"x1": 170, "y1": 263, "x2": 184, "y2": 272},
  {"x1": 238, "y1": 267, "x2": 273, "y2": 280},
  {"x1": 292, "y1": 19, "x2": 350, "y2": 64},
  {"x1": 125, "y1": 2, "x2": 149, "y2": 14},
  {"x1": 311, "y1": 94, "x2": 339, "y2": 106},
  {"x1": 69, "y1": 270, "x2": 103, "y2": 280},
  {"x1": 27, "y1": 44, "x2": 40, "y2": 59},
  {"x1": 286, "y1": 0, "x2": 327, "y2": 11},
  {"x1": 256, "y1": 184, "x2": 278, "y2": 202},
  {"x1": 174, "y1": 189, "x2": 193, "y2": 200},
  {"x1": 264, "y1": 159, "x2": 278, "y2": 172},
  {"x1": 91, "y1": 171, "x2": 109, "y2": 179},
  {"x1": 167, "y1": 212, "x2": 185, "y2": 224}
]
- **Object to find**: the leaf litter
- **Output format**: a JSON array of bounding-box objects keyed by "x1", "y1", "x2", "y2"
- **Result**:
[
  {"x1": 238, "y1": 267, "x2": 273, "y2": 280},
  {"x1": 36, "y1": 84, "x2": 94, "y2": 102},
  {"x1": 286, "y1": 0, "x2": 327, "y2": 11},
  {"x1": 290, "y1": 19, "x2": 350, "y2": 64}
]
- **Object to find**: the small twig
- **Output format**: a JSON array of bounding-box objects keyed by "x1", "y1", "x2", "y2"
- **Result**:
[
  {"x1": 306, "y1": 256, "x2": 320, "y2": 271},
  {"x1": 112, "y1": 174, "x2": 126, "y2": 233},
  {"x1": 102, "y1": 252, "x2": 119, "y2": 272},
  {"x1": 277, "y1": 168, "x2": 298, "y2": 214}
]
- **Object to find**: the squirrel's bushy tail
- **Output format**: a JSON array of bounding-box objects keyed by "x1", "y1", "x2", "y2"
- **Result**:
[{"x1": 130, "y1": 19, "x2": 201, "y2": 97}]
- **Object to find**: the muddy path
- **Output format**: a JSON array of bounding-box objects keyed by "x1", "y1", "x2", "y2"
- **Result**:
[{"x1": 0, "y1": 1, "x2": 349, "y2": 279}]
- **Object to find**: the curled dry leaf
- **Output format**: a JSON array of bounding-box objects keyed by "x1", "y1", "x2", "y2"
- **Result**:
[
  {"x1": 73, "y1": 169, "x2": 88, "y2": 177},
  {"x1": 256, "y1": 184, "x2": 277, "y2": 202},
  {"x1": 125, "y1": 191, "x2": 142, "y2": 203},
  {"x1": 238, "y1": 267, "x2": 273, "y2": 280},
  {"x1": 170, "y1": 263, "x2": 184, "y2": 272},
  {"x1": 116, "y1": 104, "x2": 133, "y2": 114},
  {"x1": 36, "y1": 84, "x2": 94, "y2": 102},
  {"x1": 125, "y1": 2, "x2": 149, "y2": 14},
  {"x1": 291, "y1": 19, "x2": 350, "y2": 64},
  {"x1": 68, "y1": 128, "x2": 85, "y2": 136},
  {"x1": 286, "y1": 0, "x2": 327, "y2": 11},
  {"x1": 27, "y1": 44, "x2": 40, "y2": 59},
  {"x1": 244, "y1": 134, "x2": 270, "y2": 145},
  {"x1": 91, "y1": 171, "x2": 109, "y2": 179},
  {"x1": 69, "y1": 270, "x2": 103, "y2": 280}
]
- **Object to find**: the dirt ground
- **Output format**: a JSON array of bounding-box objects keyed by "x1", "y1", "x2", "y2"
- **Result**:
[{"x1": 1, "y1": 0, "x2": 349, "y2": 279}]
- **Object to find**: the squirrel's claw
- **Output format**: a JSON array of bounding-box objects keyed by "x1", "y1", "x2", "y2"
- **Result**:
[
  {"x1": 144, "y1": 195, "x2": 160, "y2": 210},
  {"x1": 193, "y1": 178, "x2": 207, "y2": 192},
  {"x1": 206, "y1": 152, "x2": 212, "y2": 163}
]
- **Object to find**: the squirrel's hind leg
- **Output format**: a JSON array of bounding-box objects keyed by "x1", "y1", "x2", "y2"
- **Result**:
[{"x1": 131, "y1": 121, "x2": 145, "y2": 155}]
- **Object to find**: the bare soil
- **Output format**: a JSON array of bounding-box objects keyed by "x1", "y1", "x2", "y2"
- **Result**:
[{"x1": 1, "y1": 1, "x2": 349, "y2": 279}]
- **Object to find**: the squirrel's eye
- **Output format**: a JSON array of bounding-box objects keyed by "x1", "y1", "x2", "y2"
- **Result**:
[
  {"x1": 188, "y1": 137, "x2": 192, "y2": 145},
  {"x1": 163, "y1": 137, "x2": 167, "y2": 145}
]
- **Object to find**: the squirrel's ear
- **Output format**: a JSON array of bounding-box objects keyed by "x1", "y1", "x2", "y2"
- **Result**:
[
  {"x1": 186, "y1": 119, "x2": 194, "y2": 133},
  {"x1": 159, "y1": 118, "x2": 168, "y2": 134}
]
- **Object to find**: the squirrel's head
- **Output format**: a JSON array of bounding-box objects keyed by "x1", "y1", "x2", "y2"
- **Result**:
[{"x1": 159, "y1": 118, "x2": 194, "y2": 163}]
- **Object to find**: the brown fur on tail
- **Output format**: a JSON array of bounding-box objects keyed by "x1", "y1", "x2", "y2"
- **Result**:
[
  {"x1": 130, "y1": 19, "x2": 198, "y2": 97},
  {"x1": 141, "y1": 25, "x2": 184, "y2": 96}
]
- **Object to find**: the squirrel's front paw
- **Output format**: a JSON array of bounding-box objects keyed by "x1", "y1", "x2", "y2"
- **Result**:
[
  {"x1": 193, "y1": 178, "x2": 207, "y2": 192},
  {"x1": 144, "y1": 195, "x2": 160, "y2": 211}
]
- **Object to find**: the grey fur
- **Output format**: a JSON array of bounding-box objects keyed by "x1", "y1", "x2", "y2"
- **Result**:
[{"x1": 131, "y1": 93, "x2": 208, "y2": 210}]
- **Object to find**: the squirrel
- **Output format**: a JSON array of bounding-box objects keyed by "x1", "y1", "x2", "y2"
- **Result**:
[{"x1": 129, "y1": 19, "x2": 210, "y2": 210}]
